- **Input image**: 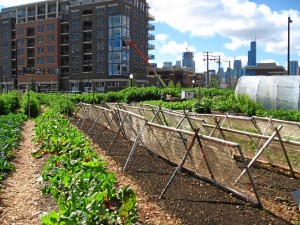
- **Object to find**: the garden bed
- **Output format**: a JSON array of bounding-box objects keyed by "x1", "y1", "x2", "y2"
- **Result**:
[{"x1": 77, "y1": 119, "x2": 300, "y2": 225}]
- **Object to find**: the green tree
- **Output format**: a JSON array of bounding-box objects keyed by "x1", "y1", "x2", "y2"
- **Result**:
[{"x1": 167, "y1": 80, "x2": 175, "y2": 88}]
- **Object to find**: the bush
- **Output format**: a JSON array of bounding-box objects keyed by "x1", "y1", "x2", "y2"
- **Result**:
[{"x1": 0, "y1": 92, "x2": 20, "y2": 115}]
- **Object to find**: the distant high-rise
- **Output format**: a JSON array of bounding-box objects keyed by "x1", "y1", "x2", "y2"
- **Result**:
[
  {"x1": 233, "y1": 60, "x2": 242, "y2": 78},
  {"x1": 175, "y1": 60, "x2": 181, "y2": 68},
  {"x1": 182, "y1": 51, "x2": 195, "y2": 73},
  {"x1": 290, "y1": 60, "x2": 299, "y2": 75},
  {"x1": 163, "y1": 61, "x2": 172, "y2": 69},
  {"x1": 247, "y1": 41, "x2": 256, "y2": 66}
]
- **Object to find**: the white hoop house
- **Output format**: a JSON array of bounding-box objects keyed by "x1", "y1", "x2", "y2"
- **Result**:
[{"x1": 235, "y1": 76, "x2": 300, "y2": 110}]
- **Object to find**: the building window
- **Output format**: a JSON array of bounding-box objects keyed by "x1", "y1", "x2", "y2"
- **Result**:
[
  {"x1": 17, "y1": 48, "x2": 24, "y2": 55},
  {"x1": 101, "y1": 54, "x2": 105, "y2": 61},
  {"x1": 47, "y1": 34, "x2": 54, "y2": 41},
  {"x1": 47, "y1": 56, "x2": 55, "y2": 63},
  {"x1": 37, "y1": 35, "x2": 44, "y2": 42},
  {"x1": 17, "y1": 39, "x2": 24, "y2": 46},
  {"x1": 96, "y1": 6, "x2": 105, "y2": 14},
  {"x1": 71, "y1": 22, "x2": 80, "y2": 29},
  {"x1": 2, "y1": 31, "x2": 9, "y2": 38},
  {"x1": 71, "y1": 43, "x2": 79, "y2": 52},
  {"x1": 47, "y1": 24, "x2": 54, "y2": 31},
  {"x1": 2, "y1": 41, "x2": 9, "y2": 48},
  {"x1": 37, "y1": 57, "x2": 44, "y2": 64},
  {"x1": 98, "y1": 18, "x2": 105, "y2": 26},
  {"x1": 47, "y1": 45, "x2": 54, "y2": 52},
  {"x1": 37, "y1": 47, "x2": 44, "y2": 54},
  {"x1": 17, "y1": 28, "x2": 25, "y2": 35},
  {"x1": 39, "y1": 26, "x2": 46, "y2": 37},
  {"x1": 108, "y1": 5, "x2": 118, "y2": 13},
  {"x1": 2, "y1": 51, "x2": 9, "y2": 58},
  {"x1": 96, "y1": 53, "x2": 100, "y2": 61},
  {"x1": 125, "y1": 6, "x2": 131, "y2": 15},
  {"x1": 71, "y1": 10, "x2": 79, "y2": 18},
  {"x1": 71, "y1": 33, "x2": 79, "y2": 40}
]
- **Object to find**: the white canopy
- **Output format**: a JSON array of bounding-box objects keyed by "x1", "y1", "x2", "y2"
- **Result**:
[{"x1": 235, "y1": 76, "x2": 300, "y2": 110}]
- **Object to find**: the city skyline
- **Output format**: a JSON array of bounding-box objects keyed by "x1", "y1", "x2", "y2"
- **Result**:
[
  {"x1": 147, "y1": 0, "x2": 300, "y2": 72},
  {"x1": 1, "y1": 0, "x2": 299, "y2": 73}
]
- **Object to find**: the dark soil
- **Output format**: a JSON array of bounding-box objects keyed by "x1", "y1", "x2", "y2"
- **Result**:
[{"x1": 76, "y1": 119, "x2": 300, "y2": 225}]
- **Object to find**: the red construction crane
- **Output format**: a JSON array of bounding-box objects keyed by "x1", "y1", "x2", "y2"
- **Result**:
[{"x1": 123, "y1": 40, "x2": 166, "y2": 87}]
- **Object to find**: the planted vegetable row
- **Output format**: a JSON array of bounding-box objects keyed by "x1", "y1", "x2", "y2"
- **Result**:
[
  {"x1": 33, "y1": 112, "x2": 138, "y2": 225},
  {"x1": 0, "y1": 113, "x2": 27, "y2": 183}
]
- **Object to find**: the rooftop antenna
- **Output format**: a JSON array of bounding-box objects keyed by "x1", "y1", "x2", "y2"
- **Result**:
[{"x1": 186, "y1": 43, "x2": 190, "y2": 52}]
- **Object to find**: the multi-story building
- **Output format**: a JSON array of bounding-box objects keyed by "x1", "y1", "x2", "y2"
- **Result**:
[
  {"x1": 247, "y1": 40, "x2": 256, "y2": 67},
  {"x1": 245, "y1": 63, "x2": 284, "y2": 75},
  {"x1": 162, "y1": 61, "x2": 172, "y2": 69},
  {"x1": 0, "y1": 0, "x2": 155, "y2": 92},
  {"x1": 290, "y1": 60, "x2": 299, "y2": 75},
  {"x1": 233, "y1": 59, "x2": 242, "y2": 78},
  {"x1": 182, "y1": 51, "x2": 195, "y2": 74}
]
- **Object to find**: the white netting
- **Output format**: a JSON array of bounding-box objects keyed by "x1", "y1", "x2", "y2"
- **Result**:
[{"x1": 235, "y1": 76, "x2": 300, "y2": 110}]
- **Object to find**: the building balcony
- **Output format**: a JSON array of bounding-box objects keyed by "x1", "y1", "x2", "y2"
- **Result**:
[
  {"x1": 147, "y1": 34, "x2": 155, "y2": 40},
  {"x1": 83, "y1": 38, "x2": 92, "y2": 43},
  {"x1": 147, "y1": 13, "x2": 155, "y2": 21},
  {"x1": 147, "y1": 23, "x2": 155, "y2": 30},
  {"x1": 148, "y1": 54, "x2": 155, "y2": 60},
  {"x1": 148, "y1": 44, "x2": 155, "y2": 50}
]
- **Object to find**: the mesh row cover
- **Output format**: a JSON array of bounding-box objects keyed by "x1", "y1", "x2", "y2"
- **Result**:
[
  {"x1": 235, "y1": 76, "x2": 300, "y2": 110},
  {"x1": 75, "y1": 103, "x2": 260, "y2": 204}
]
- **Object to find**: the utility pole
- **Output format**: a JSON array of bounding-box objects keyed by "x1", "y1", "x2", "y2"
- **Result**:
[
  {"x1": 288, "y1": 16, "x2": 292, "y2": 75},
  {"x1": 203, "y1": 52, "x2": 219, "y2": 87},
  {"x1": 0, "y1": 65, "x2": 3, "y2": 93},
  {"x1": 223, "y1": 60, "x2": 231, "y2": 89},
  {"x1": 14, "y1": 38, "x2": 18, "y2": 90}
]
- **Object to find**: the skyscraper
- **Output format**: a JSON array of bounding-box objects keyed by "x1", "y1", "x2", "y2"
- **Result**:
[
  {"x1": 247, "y1": 41, "x2": 256, "y2": 67},
  {"x1": 182, "y1": 51, "x2": 195, "y2": 73},
  {"x1": 0, "y1": 0, "x2": 154, "y2": 92},
  {"x1": 233, "y1": 59, "x2": 242, "y2": 78},
  {"x1": 290, "y1": 60, "x2": 299, "y2": 75}
]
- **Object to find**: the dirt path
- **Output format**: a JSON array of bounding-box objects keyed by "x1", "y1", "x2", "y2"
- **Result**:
[{"x1": 0, "y1": 120, "x2": 56, "y2": 225}]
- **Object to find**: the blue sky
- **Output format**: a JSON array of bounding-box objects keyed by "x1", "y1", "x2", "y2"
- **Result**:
[
  {"x1": 1, "y1": 0, "x2": 299, "y2": 72},
  {"x1": 148, "y1": 0, "x2": 300, "y2": 72}
]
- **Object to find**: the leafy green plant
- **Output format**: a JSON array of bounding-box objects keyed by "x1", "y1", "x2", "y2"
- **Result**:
[
  {"x1": 0, "y1": 92, "x2": 20, "y2": 115},
  {"x1": 34, "y1": 112, "x2": 138, "y2": 224},
  {"x1": 20, "y1": 91, "x2": 41, "y2": 117},
  {"x1": 0, "y1": 113, "x2": 27, "y2": 183}
]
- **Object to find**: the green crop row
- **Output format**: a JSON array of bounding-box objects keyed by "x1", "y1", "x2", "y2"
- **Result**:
[
  {"x1": 0, "y1": 92, "x2": 20, "y2": 115},
  {"x1": 33, "y1": 112, "x2": 138, "y2": 225},
  {"x1": 0, "y1": 113, "x2": 27, "y2": 184}
]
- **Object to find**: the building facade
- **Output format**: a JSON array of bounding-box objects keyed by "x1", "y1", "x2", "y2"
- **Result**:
[
  {"x1": 0, "y1": 0, "x2": 155, "y2": 92},
  {"x1": 182, "y1": 51, "x2": 195, "y2": 73},
  {"x1": 245, "y1": 63, "x2": 284, "y2": 76},
  {"x1": 233, "y1": 59, "x2": 242, "y2": 78},
  {"x1": 247, "y1": 40, "x2": 256, "y2": 67}
]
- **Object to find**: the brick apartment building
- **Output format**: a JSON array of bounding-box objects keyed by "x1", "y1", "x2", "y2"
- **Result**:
[{"x1": 0, "y1": 0, "x2": 155, "y2": 92}]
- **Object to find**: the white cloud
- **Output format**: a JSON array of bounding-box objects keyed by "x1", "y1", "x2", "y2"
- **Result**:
[
  {"x1": 159, "y1": 41, "x2": 196, "y2": 55},
  {"x1": 155, "y1": 34, "x2": 168, "y2": 43},
  {"x1": 148, "y1": 0, "x2": 300, "y2": 54}
]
